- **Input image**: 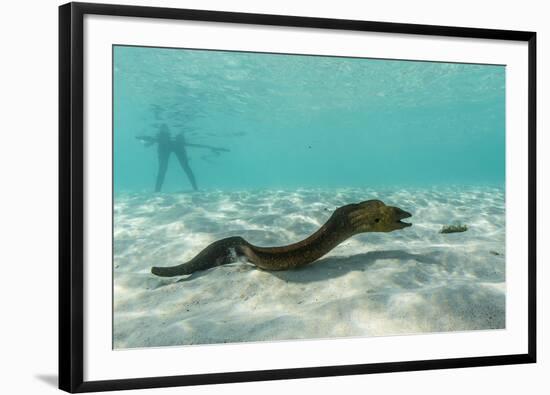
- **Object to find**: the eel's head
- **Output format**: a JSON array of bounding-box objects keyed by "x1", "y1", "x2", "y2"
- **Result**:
[{"x1": 341, "y1": 199, "x2": 412, "y2": 234}]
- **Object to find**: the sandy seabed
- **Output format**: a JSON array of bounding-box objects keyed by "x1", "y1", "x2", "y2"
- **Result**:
[{"x1": 113, "y1": 186, "x2": 505, "y2": 349}]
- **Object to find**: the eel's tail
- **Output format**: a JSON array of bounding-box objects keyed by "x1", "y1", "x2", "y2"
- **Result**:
[{"x1": 151, "y1": 236, "x2": 248, "y2": 277}]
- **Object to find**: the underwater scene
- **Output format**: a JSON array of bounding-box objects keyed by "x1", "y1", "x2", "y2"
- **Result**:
[{"x1": 113, "y1": 45, "x2": 505, "y2": 349}]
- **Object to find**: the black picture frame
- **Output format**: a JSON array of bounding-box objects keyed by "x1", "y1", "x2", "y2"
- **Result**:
[{"x1": 59, "y1": 2, "x2": 537, "y2": 393}]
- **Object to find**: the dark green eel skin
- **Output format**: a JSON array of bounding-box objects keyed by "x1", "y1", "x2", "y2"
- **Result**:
[{"x1": 151, "y1": 199, "x2": 412, "y2": 277}]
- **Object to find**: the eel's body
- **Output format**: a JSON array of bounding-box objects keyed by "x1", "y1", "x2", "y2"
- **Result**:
[{"x1": 151, "y1": 199, "x2": 412, "y2": 277}]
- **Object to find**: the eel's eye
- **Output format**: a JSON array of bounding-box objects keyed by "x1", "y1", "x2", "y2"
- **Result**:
[{"x1": 374, "y1": 218, "x2": 380, "y2": 223}]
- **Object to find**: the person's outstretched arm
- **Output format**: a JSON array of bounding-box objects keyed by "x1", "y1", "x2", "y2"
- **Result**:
[
  {"x1": 136, "y1": 135, "x2": 158, "y2": 147},
  {"x1": 185, "y1": 143, "x2": 230, "y2": 152}
]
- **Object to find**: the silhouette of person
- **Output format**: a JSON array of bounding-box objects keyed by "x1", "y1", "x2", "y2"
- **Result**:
[{"x1": 137, "y1": 123, "x2": 229, "y2": 192}]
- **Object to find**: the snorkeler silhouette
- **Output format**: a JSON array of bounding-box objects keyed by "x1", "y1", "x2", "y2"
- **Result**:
[{"x1": 137, "y1": 123, "x2": 229, "y2": 192}]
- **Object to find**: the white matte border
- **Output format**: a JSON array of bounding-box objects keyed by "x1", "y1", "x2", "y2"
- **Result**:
[{"x1": 83, "y1": 14, "x2": 529, "y2": 381}]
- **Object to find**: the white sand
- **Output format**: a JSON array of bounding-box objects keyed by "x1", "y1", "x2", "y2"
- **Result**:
[{"x1": 113, "y1": 186, "x2": 505, "y2": 349}]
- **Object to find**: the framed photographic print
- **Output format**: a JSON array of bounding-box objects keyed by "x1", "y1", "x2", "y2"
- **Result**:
[{"x1": 59, "y1": 2, "x2": 537, "y2": 392}]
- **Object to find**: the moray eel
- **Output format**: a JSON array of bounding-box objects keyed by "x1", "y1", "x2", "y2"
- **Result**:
[{"x1": 151, "y1": 199, "x2": 412, "y2": 277}]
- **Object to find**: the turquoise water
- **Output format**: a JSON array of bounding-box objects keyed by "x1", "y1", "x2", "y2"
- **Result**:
[{"x1": 113, "y1": 45, "x2": 505, "y2": 193}]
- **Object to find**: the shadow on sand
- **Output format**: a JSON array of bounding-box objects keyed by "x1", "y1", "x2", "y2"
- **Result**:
[{"x1": 269, "y1": 249, "x2": 442, "y2": 283}]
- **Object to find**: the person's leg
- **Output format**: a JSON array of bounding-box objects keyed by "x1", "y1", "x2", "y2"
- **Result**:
[
  {"x1": 174, "y1": 149, "x2": 198, "y2": 191},
  {"x1": 155, "y1": 149, "x2": 170, "y2": 192}
]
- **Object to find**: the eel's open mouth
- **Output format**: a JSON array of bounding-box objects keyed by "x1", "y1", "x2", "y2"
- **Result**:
[{"x1": 396, "y1": 210, "x2": 413, "y2": 227}]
